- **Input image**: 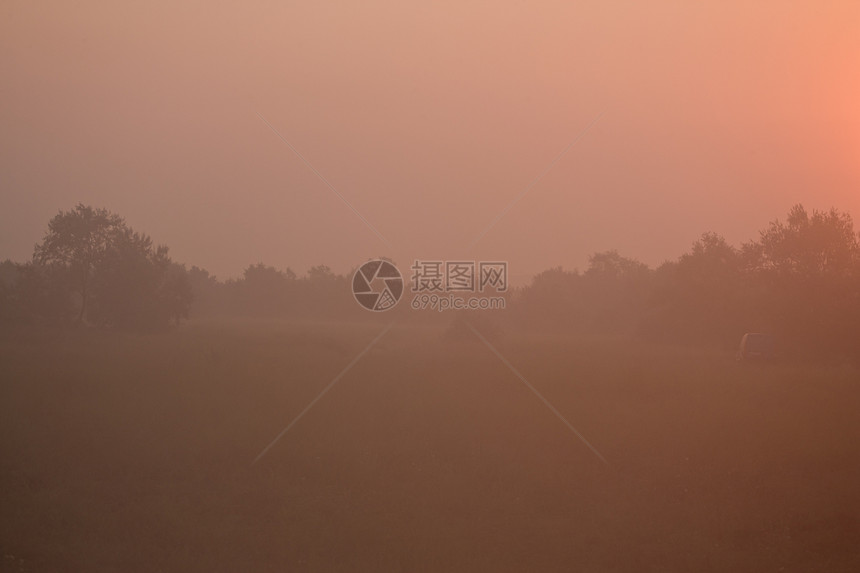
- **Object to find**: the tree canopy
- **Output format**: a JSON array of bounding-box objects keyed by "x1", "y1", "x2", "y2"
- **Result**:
[{"x1": 9, "y1": 204, "x2": 193, "y2": 330}]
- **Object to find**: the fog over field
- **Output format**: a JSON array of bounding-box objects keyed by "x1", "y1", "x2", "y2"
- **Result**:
[{"x1": 2, "y1": 1, "x2": 860, "y2": 572}]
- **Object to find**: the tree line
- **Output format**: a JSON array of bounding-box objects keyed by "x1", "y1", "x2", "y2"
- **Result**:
[
  {"x1": 1, "y1": 205, "x2": 192, "y2": 330},
  {"x1": 509, "y1": 205, "x2": 860, "y2": 362},
  {"x1": 0, "y1": 204, "x2": 366, "y2": 329},
  {"x1": 1, "y1": 203, "x2": 858, "y2": 362}
]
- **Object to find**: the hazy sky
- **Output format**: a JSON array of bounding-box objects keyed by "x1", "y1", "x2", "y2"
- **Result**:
[{"x1": 2, "y1": 1, "x2": 858, "y2": 282}]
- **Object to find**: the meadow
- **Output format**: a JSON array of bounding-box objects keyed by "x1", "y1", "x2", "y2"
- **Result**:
[{"x1": 2, "y1": 319, "x2": 859, "y2": 572}]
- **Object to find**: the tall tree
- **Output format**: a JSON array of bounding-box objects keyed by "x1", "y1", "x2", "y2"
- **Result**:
[
  {"x1": 33, "y1": 204, "x2": 124, "y2": 322},
  {"x1": 746, "y1": 205, "x2": 860, "y2": 358},
  {"x1": 658, "y1": 233, "x2": 748, "y2": 343},
  {"x1": 31, "y1": 204, "x2": 192, "y2": 330}
]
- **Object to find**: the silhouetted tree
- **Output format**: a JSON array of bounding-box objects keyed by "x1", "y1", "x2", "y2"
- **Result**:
[
  {"x1": 236, "y1": 263, "x2": 294, "y2": 315},
  {"x1": 582, "y1": 251, "x2": 652, "y2": 333},
  {"x1": 643, "y1": 233, "x2": 749, "y2": 344},
  {"x1": 750, "y1": 205, "x2": 858, "y2": 277},
  {"x1": 639, "y1": 206, "x2": 860, "y2": 358},
  {"x1": 34, "y1": 204, "x2": 124, "y2": 322},
  {"x1": 510, "y1": 252, "x2": 653, "y2": 333},
  {"x1": 585, "y1": 250, "x2": 650, "y2": 279},
  {"x1": 509, "y1": 204, "x2": 859, "y2": 363},
  {"x1": 0, "y1": 260, "x2": 75, "y2": 324},
  {"x1": 745, "y1": 205, "x2": 860, "y2": 358},
  {"x1": 29, "y1": 205, "x2": 192, "y2": 330},
  {"x1": 87, "y1": 229, "x2": 191, "y2": 329},
  {"x1": 160, "y1": 263, "x2": 194, "y2": 325},
  {"x1": 511, "y1": 267, "x2": 581, "y2": 328},
  {"x1": 307, "y1": 264, "x2": 335, "y2": 282},
  {"x1": 186, "y1": 266, "x2": 224, "y2": 317}
]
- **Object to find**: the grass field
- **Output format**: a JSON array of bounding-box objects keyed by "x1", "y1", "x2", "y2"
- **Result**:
[{"x1": 2, "y1": 319, "x2": 859, "y2": 572}]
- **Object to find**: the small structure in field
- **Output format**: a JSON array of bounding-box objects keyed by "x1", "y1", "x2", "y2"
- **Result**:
[{"x1": 736, "y1": 333, "x2": 775, "y2": 362}]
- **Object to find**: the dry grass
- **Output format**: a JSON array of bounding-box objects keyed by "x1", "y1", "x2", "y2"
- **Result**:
[{"x1": 1, "y1": 319, "x2": 859, "y2": 571}]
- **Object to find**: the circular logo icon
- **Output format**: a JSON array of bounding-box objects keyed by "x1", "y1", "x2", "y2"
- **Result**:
[{"x1": 352, "y1": 260, "x2": 404, "y2": 312}]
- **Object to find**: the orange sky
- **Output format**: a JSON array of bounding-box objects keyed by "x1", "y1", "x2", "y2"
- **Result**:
[{"x1": 2, "y1": 1, "x2": 858, "y2": 282}]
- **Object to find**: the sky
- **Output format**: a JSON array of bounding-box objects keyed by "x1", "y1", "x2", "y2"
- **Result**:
[{"x1": 2, "y1": 1, "x2": 858, "y2": 283}]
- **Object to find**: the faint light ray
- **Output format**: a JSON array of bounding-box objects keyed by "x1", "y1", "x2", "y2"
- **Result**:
[
  {"x1": 252, "y1": 321, "x2": 395, "y2": 465},
  {"x1": 255, "y1": 111, "x2": 392, "y2": 249},
  {"x1": 467, "y1": 322, "x2": 608, "y2": 465},
  {"x1": 468, "y1": 110, "x2": 605, "y2": 250}
]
